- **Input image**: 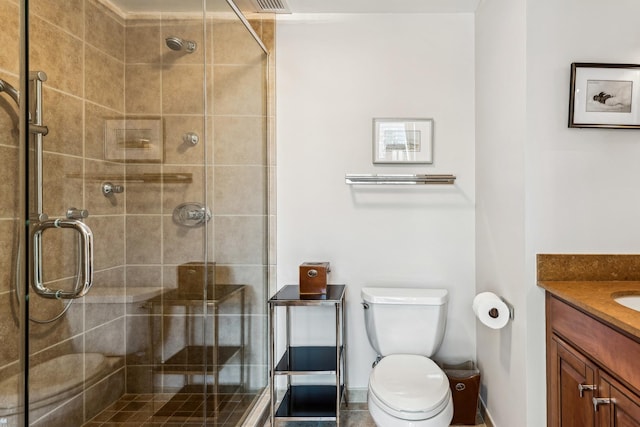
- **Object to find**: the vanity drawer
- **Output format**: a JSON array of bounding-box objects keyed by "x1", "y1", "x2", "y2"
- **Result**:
[{"x1": 548, "y1": 294, "x2": 640, "y2": 395}]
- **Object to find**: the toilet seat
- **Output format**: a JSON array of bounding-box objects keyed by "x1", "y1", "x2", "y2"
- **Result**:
[{"x1": 369, "y1": 354, "x2": 451, "y2": 421}]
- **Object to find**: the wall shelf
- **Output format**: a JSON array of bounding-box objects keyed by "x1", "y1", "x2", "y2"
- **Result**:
[{"x1": 345, "y1": 173, "x2": 456, "y2": 185}]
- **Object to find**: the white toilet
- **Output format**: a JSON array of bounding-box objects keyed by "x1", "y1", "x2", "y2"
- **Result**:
[{"x1": 362, "y1": 287, "x2": 454, "y2": 427}]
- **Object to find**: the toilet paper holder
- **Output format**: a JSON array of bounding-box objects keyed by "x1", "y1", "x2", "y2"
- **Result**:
[{"x1": 494, "y1": 296, "x2": 515, "y2": 320}]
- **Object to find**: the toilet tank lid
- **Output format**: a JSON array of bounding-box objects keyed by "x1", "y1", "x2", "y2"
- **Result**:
[{"x1": 361, "y1": 287, "x2": 448, "y2": 305}]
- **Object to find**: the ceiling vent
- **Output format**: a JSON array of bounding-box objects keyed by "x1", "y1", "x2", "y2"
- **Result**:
[{"x1": 250, "y1": 0, "x2": 291, "y2": 13}]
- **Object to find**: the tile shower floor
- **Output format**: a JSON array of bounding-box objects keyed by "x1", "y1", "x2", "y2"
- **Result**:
[{"x1": 82, "y1": 388, "x2": 260, "y2": 427}]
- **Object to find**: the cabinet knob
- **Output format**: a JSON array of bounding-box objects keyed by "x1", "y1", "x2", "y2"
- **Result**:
[
  {"x1": 578, "y1": 384, "x2": 596, "y2": 397},
  {"x1": 592, "y1": 397, "x2": 611, "y2": 412}
]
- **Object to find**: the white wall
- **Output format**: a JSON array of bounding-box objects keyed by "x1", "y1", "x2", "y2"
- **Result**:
[
  {"x1": 526, "y1": 0, "x2": 640, "y2": 425},
  {"x1": 475, "y1": 0, "x2": 527, "y2": 425},
  {"x1": 276, "y1": 13, "x2": 476, "y2": 392},
  {"x1": 476, "y1": 0, "x2": 640, "y2": 426}
]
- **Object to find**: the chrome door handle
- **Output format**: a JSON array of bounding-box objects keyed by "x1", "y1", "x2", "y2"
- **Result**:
[
  {"x1": 592, "y1": 397, "x2": 612, "y2": 412},
  {"x1": 578, "y1": 384, "x2": 596, "y2": 397},
  {"x1": 31, "y1": 218, "x2": 94, "y2": 299}
]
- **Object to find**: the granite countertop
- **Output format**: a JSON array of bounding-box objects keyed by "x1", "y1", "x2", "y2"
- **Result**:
[
  {"x1": 538, "y1": 254, "x2": 640, "y2": 340},
  {"x1": 539, "y1": 280, "x2": 640, "y2": 339}
]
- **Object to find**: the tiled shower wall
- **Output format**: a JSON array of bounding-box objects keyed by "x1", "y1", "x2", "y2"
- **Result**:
[{"x1": 0, "y1": 0, "x2": 274, "y2": 420}]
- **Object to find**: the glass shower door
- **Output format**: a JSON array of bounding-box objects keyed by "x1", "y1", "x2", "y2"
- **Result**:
[{"x1": 8, "y1": 0, "x2": 271, "y2": 425}]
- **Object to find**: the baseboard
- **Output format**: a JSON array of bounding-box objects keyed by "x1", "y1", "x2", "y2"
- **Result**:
[{"x1": 479, "y1": 398, "x2": 496, "y2": 427}]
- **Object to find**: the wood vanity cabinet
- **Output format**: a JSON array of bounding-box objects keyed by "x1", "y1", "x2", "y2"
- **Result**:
[{"x1": 546, "y1": 293, "x2": 640, "y2": 427}]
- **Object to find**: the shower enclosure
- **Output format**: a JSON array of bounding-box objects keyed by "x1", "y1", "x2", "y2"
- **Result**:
[{"x1": 0, "y1": 0, "x2": 273, "y2": 425}]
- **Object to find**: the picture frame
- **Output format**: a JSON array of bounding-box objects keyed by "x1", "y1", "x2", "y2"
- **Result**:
[
  {"x1": 569, "y1": 63, "x2": 640, "y2": 129},
  {"x1": 104, "y1": 117, "x2": 164, "y2": 162},
  {"x1": 373, "y1": 118, "x2": 434, "y2": 164}
]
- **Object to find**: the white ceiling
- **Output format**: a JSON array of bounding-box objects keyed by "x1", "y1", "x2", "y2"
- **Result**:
[
  {"x1": 108, "y1": 0, "x2": 480, "y2": 14},
  {"x1": 283, "y1": 0, "x2": 479, "y2": 13}
]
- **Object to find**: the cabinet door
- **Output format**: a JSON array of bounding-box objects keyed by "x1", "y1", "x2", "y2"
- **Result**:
[
  {"x1": 597, "y1": 373, "x2": 640, "y2": 427},
  {"x1": 549, "y1": 336, "x2": 597, "y2": 427}
]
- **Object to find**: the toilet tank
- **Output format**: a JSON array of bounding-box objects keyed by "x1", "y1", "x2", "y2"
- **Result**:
[{"x1": 362, "y1": 287, "x2": 448, "y2": 357}]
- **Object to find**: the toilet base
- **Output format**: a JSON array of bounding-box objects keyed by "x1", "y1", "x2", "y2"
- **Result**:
[{"x1": 368, "y1": 392, "x2": 454, "y2": 427}]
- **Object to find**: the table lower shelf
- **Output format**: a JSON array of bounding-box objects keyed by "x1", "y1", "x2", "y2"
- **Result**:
[{"x1": 275, "y1": 385, "x2": 345, "y2": 421}]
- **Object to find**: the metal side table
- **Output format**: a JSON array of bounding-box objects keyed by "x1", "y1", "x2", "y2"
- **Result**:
[{"x1": 268, "y1": 284, "x2": 347, "y2": 426}]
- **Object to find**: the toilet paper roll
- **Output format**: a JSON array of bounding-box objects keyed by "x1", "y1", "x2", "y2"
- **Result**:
[{"x1": 473, "y1": 292, "x2": 510, "y2": 329}]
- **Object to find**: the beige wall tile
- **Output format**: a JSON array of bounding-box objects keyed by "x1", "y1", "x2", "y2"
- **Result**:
[
  {"x1": 85, "y1": 317, "x2": 125, "y2": 355},
  {"x1": 0, "y1": 146, "x2": 19, "y2": 218},
  {"x1": 214, "y1": 215, "x2": 266, "y2": 265},
  {"x1": 126, "y1": 19, "x2": 161, "y2": 64},
  {"x1": 0, "y1": 0, "x2": 19, "y2": 75},
  {"x1": 162, "y1": 216, "x2": 205, "y2": 265},
  {"x1": 0, "y1": 220, "x2": 18, "y2": 293},
  {"x1": 85, "y1": 45, "x2": 124, "y2": 111},
  {"x1": 29, "y1": 15, "x2": 84, "y2": 97},
  {"x1": 85, "y1": 0, "x2": 125, "y2": 61},
  {"x1": 42, "y1": 152, "x2": 83, "y2": 216},
  {"x1": 40, "y1": 227, "x2": 80, "y2": 282},
  {"x1": 85, "y1": 102, "x2": 123, "y2": 161},
  {"x1": 43, "y1": 87, "x2": 84, "y2": 157},
  {"x1": 214, "y1": 165, "x2": 266, "y2": 215},
  {"x1": 86, "y1": 215, "x2": 125, "y2": 271},
  {"x1": 211, "y1": 19, "x2": 264, "y2": 66},
  {"x1": 93, "y1": 266, "x2": 125, "y2": 289},
  {"x1": 126, "y1": 215, "x2": 162, "y2": 264},
  {"x1": 163, "y1": 115, "x2": 205, "y2": 165},
  {"x1": 126, "y1": 265, "x2": 162, "y2": 287},
  {"x1": 125, "y1": 164, "x2": 162, "y2": 214},
  {"x1": 162, "y1": 165, "x2": 205, "y2": 213},
  {"x1": 0, "y1": 293, "x2": 19, "y2": 366},
  {"x1": 212, "y1": 64, "x2": 265, "y2": 116},
  {"x1": 125, "y1": 64, "x2": 162, "y2": 115},
  {"x1": 30, "y1": 0, "x2": 84, "y2": 38},
  {"x1": 162, "y1": 64, "x2": 206, "y2": 114},
  {"x1": 213, "y1": 116, "x2": 266, "y2": 165}
]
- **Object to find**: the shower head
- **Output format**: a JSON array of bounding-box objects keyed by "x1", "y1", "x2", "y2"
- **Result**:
[{"x1": 165, "y1": 36, "x2": 197, "y2": 53}]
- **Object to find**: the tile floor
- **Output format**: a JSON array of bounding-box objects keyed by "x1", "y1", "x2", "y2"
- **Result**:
[
  {"x1": 83, "y1": 394, "x2": 486, "y2": 427},
  {"x1": 267, "y1": 402, "x2": 487, "y2": 427}
]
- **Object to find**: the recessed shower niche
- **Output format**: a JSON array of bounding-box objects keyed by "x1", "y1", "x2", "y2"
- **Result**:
[{"x1": 0, "y1": 0, "x2": 274, "y2": 425}]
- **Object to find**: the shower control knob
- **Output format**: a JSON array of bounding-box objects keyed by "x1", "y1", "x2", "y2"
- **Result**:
[
  {"x1": 183, "y1": 132, "x2": 199, "y2": 145},
  {"x1": 66, "y1": 207, "x2": 89, "y2": 219},
  {"x1": 102, "y1": 182, "x2": 124, "y2": 196}
]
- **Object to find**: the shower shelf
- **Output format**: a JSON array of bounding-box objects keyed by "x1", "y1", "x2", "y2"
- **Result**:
[
  {"x1": 345, "y1": 173, "x2": 456, "y2": 185},
  {"x1": 158, "y1": 345, "x2": 242, "y2": 374},
  {"x1": 66, "y1": 173, "x2": 193, "y2": 184}
]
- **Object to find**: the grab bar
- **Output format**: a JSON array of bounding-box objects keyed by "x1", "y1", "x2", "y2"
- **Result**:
[
  {"x1": 345, "y1": 174, "x2": 456, "y2": 185},
  {"x1": 31, "y1": 219, "x2": 94, "y2": 299}
]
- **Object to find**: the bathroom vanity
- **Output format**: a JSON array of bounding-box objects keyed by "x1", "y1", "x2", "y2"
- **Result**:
[{"x1": 538, "y1": 254, "x2": 640, "y2": 427}]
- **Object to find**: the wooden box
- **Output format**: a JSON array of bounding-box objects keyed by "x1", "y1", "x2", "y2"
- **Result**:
[
  {"x1": 299, "y1": 262, "x2": 331, "y2": 295},
  {"x1": 177, "y1": 262, "x2": 215, "y2": 296}
]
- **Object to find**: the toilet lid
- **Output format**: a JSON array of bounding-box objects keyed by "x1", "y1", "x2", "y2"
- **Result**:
[{"x1": 369, "y1": 355, "x2": 450, "y2": 417}]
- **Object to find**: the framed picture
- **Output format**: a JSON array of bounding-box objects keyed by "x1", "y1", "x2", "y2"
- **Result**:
[
  {"x1": 373, "y1": 118, "x2": 434, "y2": 164},
  {"x1": 569, "y1": 63, "x2": 640, "y2": 128},
  {"x1": 104, "y1": 117, "x2": 164, "y2": 162}
]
